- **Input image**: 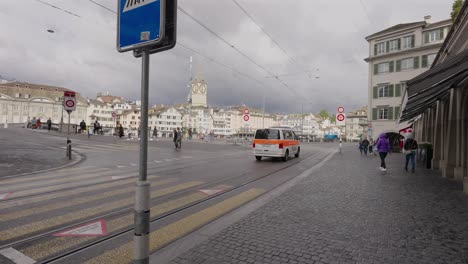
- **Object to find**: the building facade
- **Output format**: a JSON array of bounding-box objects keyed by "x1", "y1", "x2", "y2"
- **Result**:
[
  {"x1": 345, "y1": 107, "x2": 368, "y2": 141},
  {"x1": 0, "y1": 82, "x2": 87, "y2": 126},
  {"x1": 149, "y1": 107, "x2": 183, "y2": 137},
  {"x1": 365, "y1": 16, "x2": 451, "y2": 141},
  {"x1": 400, "y1": 1, "x2": 468, "y2": 194}
]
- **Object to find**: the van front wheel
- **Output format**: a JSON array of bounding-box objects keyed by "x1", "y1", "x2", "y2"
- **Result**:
[{"x1": 282, "y1": 150, "x2": 289, "y2": 162}]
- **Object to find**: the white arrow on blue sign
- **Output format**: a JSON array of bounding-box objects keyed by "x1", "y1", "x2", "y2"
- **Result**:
[{"x1": 117, "y1": 0, "x2": 165, "y2": 52}]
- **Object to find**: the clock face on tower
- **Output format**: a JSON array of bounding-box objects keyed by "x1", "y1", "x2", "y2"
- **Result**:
[
  {"x1": 200, "y1": 85, "x2": 206, "y2": 94},
  {"x1": 192, "y1": 85, "x2": 199, "y2": 94}
]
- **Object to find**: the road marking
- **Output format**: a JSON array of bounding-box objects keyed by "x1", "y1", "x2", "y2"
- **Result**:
[
  {"x1": 0, "y1": 178, "x2": 172, "y2": 222},
  {"x1": 199, "y1": 189, "x2": 224, "y2": 196},
  {"x1": 0, "y1": 176, "x2": 157, "y2": 211},
  {"x1": 19, "y1": 192, "x2": 209, "y2": 260},
  {"x1": 0, "y1": 168, "x2": 117, "y2": 193},
  {"x1": 84, "y1": 188, "x2": 265, "y2": 264},
  {"x1": 0, "y1": 247, "x2": 36, "y2": 264},
  {"x1": 0, "y1": 192, "x2": 13, "y2": 200},
  {"x1": 0, "y1": 181, "x2": 204, "y2": 242},
  {"x1": 116, "y1": 165, "x2": 127, "y2": 168},
  {"x1": 111, "y1": 175, "x2": 134, "y2": 180},
  {"x1": 0, "y1": 166, "x2": 99, "y2": 185},
  {"x1": 53, "y1": 219, "x2": 108, "y2": 237},
  {"x1": 154, "y1": 160, "x2": 163, "y2": 163}
]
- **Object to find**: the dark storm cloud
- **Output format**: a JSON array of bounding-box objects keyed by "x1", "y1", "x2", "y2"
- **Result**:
[{"x1": 0, "y1": 0, "x2": 451, "y2": 114}]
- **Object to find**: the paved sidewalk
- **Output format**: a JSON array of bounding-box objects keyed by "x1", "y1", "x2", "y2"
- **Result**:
[{"x1": 171, "y1": 146, "x2": 468, "y2": 264}]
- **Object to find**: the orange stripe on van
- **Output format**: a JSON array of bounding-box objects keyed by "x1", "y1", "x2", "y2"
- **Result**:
[{"x1": 254, "y1": 139, "x2": 299, "y2": 146}]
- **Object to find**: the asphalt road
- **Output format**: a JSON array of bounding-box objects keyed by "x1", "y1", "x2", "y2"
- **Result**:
[{"x1": 0, "y1": 129, "x2": 336, "y2": 264}]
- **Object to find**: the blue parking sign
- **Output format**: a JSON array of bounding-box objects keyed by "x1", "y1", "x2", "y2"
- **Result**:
[{"x1": 117, "y1": 0, "x2": 165, "y2": 52}]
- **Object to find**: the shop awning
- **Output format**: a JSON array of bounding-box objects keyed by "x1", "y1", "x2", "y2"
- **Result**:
[{"x1": 400, "y1": 49, "x2": 468, "y2": 123}]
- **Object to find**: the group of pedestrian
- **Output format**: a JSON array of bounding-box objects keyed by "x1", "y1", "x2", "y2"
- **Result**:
[
  {"x1": 26, "y1": 117, "x2": 52, "y2": 131},
  {"x1": 173, "y1": 127, "x2": 183, "y2": 150},
  {"x1": 360, "y1": 132, "x2": 418, "y2": 173}
]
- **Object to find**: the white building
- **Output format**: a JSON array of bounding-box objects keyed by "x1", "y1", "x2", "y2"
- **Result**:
[
  {"x1": 86, "y1": 100, "x2": 115, "y2": 128},
  {"x1": 276, "y1": 113, "x2": 320, "y2": 137},
  {"x1": 345, "y1": 107, "x2": 368, "y2": 141},
  {"x1": 149, "y1": 106, "x2": 183, "y2": 138},
  {"x1": 0, "y1": 82, "x2": 87, "y2": 126},
  {"x1": 365, "y1": 16, "x2": 451, "y2": 141}
]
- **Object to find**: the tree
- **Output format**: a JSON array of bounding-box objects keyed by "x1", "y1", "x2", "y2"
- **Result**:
[
  {"x1": 319, "y1": 109, "x2": 330, "y2": 119},
  {"x1": 330, "y1": 114, "x2": 336, "y2": 123},
  {"x1": 451, "y1": 0, "x2": 464, "y2": 22}
]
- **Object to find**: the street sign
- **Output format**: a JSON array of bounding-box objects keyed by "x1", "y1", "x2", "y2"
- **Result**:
[
  {"x1": 338, "y1": 106, "x2": 344, "y2": 113},
  {"x1": 243, "y1": 115, "x2": 250, "y2": 122},
  {"x1": 63, "y1": 91, "x2": 76, "y2": 111},
  {"x1": 368, "y1": 123, "x2": 372, "y2": 128},
  {"x1": 117, "y1": 0, "x2": 165, "y2": 52},
  {"x1": 244, "y1": 108, "x2": 249, "y2": 115},
  {"x1": 133, "y1": 0, "x2": 178, "y2": 58},
  {"x1": 337, "y1": 113, "x2": 345, "y2": 122},
  {"x1": 112, "y1": 112, "x2": 117, "y2": 118}
]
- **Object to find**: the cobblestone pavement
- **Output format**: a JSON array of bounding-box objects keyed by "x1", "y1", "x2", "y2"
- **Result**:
[{"x1": 172, "y1": 146, "x2": 468, "y2": 264}]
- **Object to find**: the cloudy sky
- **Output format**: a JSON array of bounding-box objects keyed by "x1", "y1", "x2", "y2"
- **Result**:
[{"x1": 0, "y1": 0, "x2": 451, "y2": 114}]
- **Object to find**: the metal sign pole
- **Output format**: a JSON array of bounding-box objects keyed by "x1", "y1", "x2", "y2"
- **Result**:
[
  {"x1": 67, "y1": 110, "x2": 72, "y2": 159},
  {"x1": 134, "y1": 48, "x2": 151, "y2": 264}
]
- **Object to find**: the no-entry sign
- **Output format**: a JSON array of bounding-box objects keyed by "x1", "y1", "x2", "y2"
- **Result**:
[
  {"x1": 337, "y1": 113, "x2": 345, "y2": 122},
  {"x1": 244, "y1": 108, "x2": 249, "y2": 115},
  {"x1": 243, "y1": 115, "x2": 250, "y2": 122},
  {"x1": 338, "y1": 106, "x2": 344, "y2": 113},
  {"x1": 63, "y1": 91, "x2": 76, "y2": 112}
]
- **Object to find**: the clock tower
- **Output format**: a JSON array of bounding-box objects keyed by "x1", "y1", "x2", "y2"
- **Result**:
[{"x1": 191, "y1": 78, "x2": 207, "y2": 108}]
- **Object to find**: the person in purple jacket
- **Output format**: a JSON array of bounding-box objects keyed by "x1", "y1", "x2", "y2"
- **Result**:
[{"x1": 376, "y1": 133, "x2": 391, "y2": 171}]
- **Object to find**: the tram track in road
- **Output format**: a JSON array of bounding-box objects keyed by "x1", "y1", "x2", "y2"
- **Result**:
[
  {"x1": 0, "y1": 149, "x2": 330, "y2": 264},
  {"x1": 0, "y1": 151, "x2": 247, "y2": 202}
]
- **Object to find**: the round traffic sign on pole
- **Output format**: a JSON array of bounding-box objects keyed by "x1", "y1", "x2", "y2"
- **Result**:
[
  {"x1": 337, "y1": 113, "x2": 345, "y2": 122},
  {"x1": 65, "y1": 100, "x2": 75, "y2": 108},
  {"x1": 244, "y1": 109, "x2": 249, "y2": 115},
  {"x1": 338, "y1": 106, "x2": 344, "y2": 113},
  {"x1": 112, "y1": 112, "x2": 117, "y2": 118},
  {"x1": 243, "y1": 115, "x2": 249, "y2": 121}
]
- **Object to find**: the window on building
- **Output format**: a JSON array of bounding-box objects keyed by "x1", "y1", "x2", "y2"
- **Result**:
[
  {"x1": 132, "y1": 116, "x2": 135, "y2": 120},
  {"x1": 428, "y1": 53, "x2": 437, "y2": 66},
  {"x1": 375, "y1": 42, "x2": 385, "y2": 55},
  {"x1": 24, "y1": 94, "x2": 30, "y2": 99},
  {"x1": 377, "y1": 62, "x2": 390, "y2": 74},
  {"x1": 388, "y1": 39, "x2": 399, "y2": 52},
  {"x1": 378, "y1": 108, "x2": 388, "y2": 120},
  {"x1": 424, "y1": 28, "x2": 445, "y2": 44},
  {"x1": 401, "y1": 58, "x2": 414, "y2": 70},
  {"x1": 401, "y1": 36, "x2": 414, "y2": 49},
  {"x1": 378, "y1": 86, "x2": 390, "y2": 97}
]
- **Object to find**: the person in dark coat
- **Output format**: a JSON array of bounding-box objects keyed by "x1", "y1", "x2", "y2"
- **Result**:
[
  {"x1": 118, "y1": 124, "x2": 124, "y2": 138},
  {"x1": 47, "y1": 118, "x2": 52, "y2": 131},
  {"x1": 173, "y1": 128, "x2": 179, "y2": 149},
  {"x1": 376, "y1": 133, "x2": 391, "y2": 171},
  {"x1": 403, "y1": 134, "x2": 418, "y2": 173}
]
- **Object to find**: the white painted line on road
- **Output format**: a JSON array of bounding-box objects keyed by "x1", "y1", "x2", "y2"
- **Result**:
[
  {"x1": 154, "y1": 160, "x2": 163, "y2": 163},
  {"x1": 111, "y1": 175, "x2": 134, "y2": 180},
  {"x1": 0, "y1": 247, "x2": 36, "y2": 264},
  {"x1": 164, "y1": 159, "x2": 173, "y2": 162},
  {"x1": 130, "y1": 163, "x2": 137, "y2": 166},
  {"x1": 117, "y1": 165, "x2": 127, "y2": 168},
  {"x1": 199, "y1": 189, "x2": 224, "y2": 196},
  {"x1": 53, "y1": 219, "x2": 108, "y2": 237},
  {"x1": 0, "y1": 192, "x2": 12, "y2": 200}
]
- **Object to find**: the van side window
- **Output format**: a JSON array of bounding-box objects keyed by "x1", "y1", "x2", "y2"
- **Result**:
[
  {"x1": 292, "y1": 131, "x2": 298, "y2": 140},
  {"x1": 284, "y1": 130, "x2": 293, "y2": 140}
]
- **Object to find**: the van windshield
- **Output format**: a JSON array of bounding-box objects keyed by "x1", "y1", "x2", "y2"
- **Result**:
[{"x1": 255, "y1": 129, "x2": 280, "y2": 140}]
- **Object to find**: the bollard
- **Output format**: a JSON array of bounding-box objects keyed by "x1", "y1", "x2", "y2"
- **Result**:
[{"x1": 68, "y1": 144, "x2": 72, "y2": 160}]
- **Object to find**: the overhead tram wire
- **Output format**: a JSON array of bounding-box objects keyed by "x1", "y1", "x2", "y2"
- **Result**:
[
  {"x1": 34, "y1": 0, "x2": 81, "y2": 18},
  {"x1": 177, "y1": 7, "x2": 303, "y2": 98},
  {"x1": 231, "y1": 0, "x2": 310, "y2": 75},
  {"x1": 83, "y1": 0, "x2": 299, "y2": 97}
]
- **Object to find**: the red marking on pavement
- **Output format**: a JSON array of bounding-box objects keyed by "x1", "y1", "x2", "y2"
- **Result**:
[
  {"x1": 199, "y1": 189, "x2": 224, "y2": 196},
  {"x1": 53, "y1": 219, "x2": 108, "y2": 237},
  {"x1": 0, "y1": 192, "x2": 12, "y2": 200}
]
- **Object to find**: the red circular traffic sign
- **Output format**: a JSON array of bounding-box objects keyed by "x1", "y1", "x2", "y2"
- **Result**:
[
  {"x1": 65, "y1": 100, "x2": 75, "y2": 108},
  {"x1": 244, "y1": 109, "x2": 249, "y2": 115},
  {"x1": 337, "y1": 113, "x2": 345, "y2": 122},
  {"x1": 243, "y1": 115, "x2": 250, "y2": 121},
  {"x1": 112, "y1": 112, "x2": 117, "y2": 118},
  {"x1": 338, "y1": 106, "x2": 344, "y2": 113}
]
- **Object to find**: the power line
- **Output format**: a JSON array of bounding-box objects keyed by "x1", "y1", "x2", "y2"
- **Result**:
[
  {"x1": 359, "y1": 0, "x2": 372, "y2": 23},
  {"x1": 34, "y1": 0, "x2": 81, "y2": 18},
  {"x1": 231, "y1": 0, "x2": 309, "y2": 75},
  {"x1": 87, "y1": 0, "x2": 115, "y2": 14}
]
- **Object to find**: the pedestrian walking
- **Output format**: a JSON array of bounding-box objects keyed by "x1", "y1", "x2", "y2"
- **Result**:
[
  {"x1": 119, "y1": 124, "x2": 125, "y2": 138},
  {"x1": 177, "y1": 127, "x2": 183, "y2": 149},
  {"x1": 188, "y1": 128, "x2": 192, "y2": 140},
  {"x1": 80, "y1": 120, "x2": 87, "y2": 134},
  {"x1": 403, "y1": 134, "x2": 418, "y2": 173},
  {"x1": 93, "y1": 120, "x2": 100, "y2": 134},
  {"x1": 31, "y1": 117, "x2": 37, "y2": 129},
  {"x1": 376, "y1": 133, "x2": 391, "y2": 171},
  {"x1": 153, "y1": 127, "x2": 158, "y2": 141},
  {"x1": 173, "y1": 128, "x2": 179, "y2": 149},
  {"x1": 362, "y1": 138, "x2": 370, "y2": 155},
  {"x1": 37, "y1": 118, "x2": 42, "y2": 129},
  {"x1": 47, "y1": 118, "x2": 52, "y2": 131},
  {"x1": 368, "y1": 138, "x2": 374, "y2": 154},
  {"x1": 358, "y1": 140, "x2": 364, "y2": 155}
]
